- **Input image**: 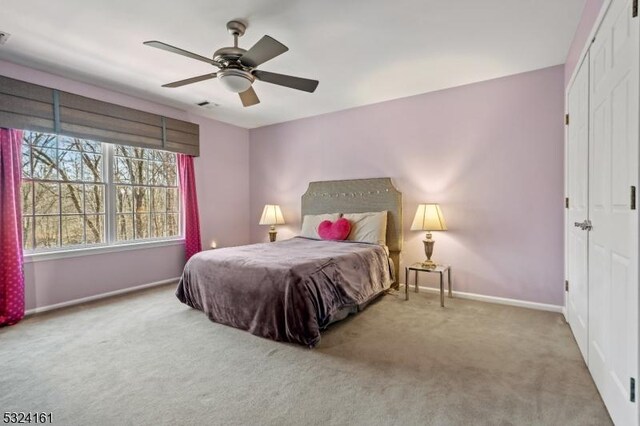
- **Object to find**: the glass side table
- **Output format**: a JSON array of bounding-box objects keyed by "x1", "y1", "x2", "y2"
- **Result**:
[{"x1": 405, "y1": 263, "x2": 452, "y2": 307}]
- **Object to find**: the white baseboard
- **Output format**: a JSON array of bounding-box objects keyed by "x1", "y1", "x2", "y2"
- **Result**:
[
  {"x1": 25, "y1": 277, "x2": 180, "y2": 316},
  {"x1": 24, "y1": 278, "x2": 561, "y2": 316},
  {"x1": 404, "y1": 284, "x2": 563, "y2": 313}
]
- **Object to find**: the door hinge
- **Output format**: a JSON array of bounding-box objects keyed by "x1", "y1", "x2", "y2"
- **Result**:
[
  {"x1": 631, "y1": 377, "x2": 636, "y2": 402},
  {"x1": 565, "y1": 113, "x2": 569, "y2": 125},
  {"x1": 565, "y1": 197, "x2": 569, "y2": 209},
  {"x1": 565, "y1": 280, "x2": 569, "y2": 292},
  {"x1": 632, "y1": 186, "x2": 636, "y2": 210},
  {"x1": 633, "y1": 0, "x2": 638, "y2": 18}
]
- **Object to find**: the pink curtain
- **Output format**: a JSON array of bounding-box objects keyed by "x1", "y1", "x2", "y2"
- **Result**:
[
  {"x1": 177, "y1": 154, "x2": 202, "y2": 261},
  {"x1": 0, "y1": 128, "x2": 24, "y2": 326}
]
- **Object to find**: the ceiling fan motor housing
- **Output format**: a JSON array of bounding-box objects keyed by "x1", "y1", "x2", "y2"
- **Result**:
[
  {"x1": 213, "y1": 46, "x2": 247, "y2": 65},
  {"x1": 212, "y1": 20, "x2": 249, "y2": 65}
]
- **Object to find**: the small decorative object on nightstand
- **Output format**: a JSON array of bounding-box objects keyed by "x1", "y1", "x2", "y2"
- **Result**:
[
  {"x1": 259, "y1": 204, "x2": 285, "y2": 242},
  {"x1": 404, "y1": 263, "x2": 452, "y2": 307},
  {"x1": 410, "y1": 203, "x2": 447, "y2": 269}
]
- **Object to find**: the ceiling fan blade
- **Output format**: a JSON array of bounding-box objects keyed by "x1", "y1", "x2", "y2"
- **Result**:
[
  {"x1": 162, "y1": 73, "x2": 217, "y2": 88},
  {"x1": 144, "y1": 41, "x2": 219, "y2": 66},
  {"x1": 253, "y1": 70, "x2": 319, "y2": 93},
  {"x1": 240, "y1": 36, "x2": 288, "y2": 68},
  {"x1": 239, "y1": 86, "x2": 260, "y2": 107}
]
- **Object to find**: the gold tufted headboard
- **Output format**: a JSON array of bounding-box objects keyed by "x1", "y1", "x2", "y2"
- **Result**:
[{"x1": 301, "y1": 177, "x2": 403, "y2": 289}]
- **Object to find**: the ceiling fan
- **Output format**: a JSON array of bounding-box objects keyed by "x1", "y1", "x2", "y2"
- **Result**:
[{"x1": 143, "y1": 20, "x2": 319, "y2": 107}]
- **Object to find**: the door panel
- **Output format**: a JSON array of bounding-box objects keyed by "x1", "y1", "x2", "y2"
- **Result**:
[
  {"x1": 566, "y1": 52, "x2": 590, "y2": 362},
  {"x1": 588, "y1": 0, "x2": 639, "y2": 424}
]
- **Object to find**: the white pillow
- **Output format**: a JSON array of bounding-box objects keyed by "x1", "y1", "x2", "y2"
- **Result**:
[
  {"x1": 300, "y1": 213, "x2": 341, "y2": 239},
  {"x1": 343, "y1": 211, "x2": 388, "y2": 245}
]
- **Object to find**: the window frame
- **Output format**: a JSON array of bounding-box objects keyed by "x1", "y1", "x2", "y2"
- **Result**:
[
  {"x1": 21, "y1": 132, "x2": 183, "y2": 259},
  {"x1": 108, "y1": 144, "x2": 181, "y2": 244}
]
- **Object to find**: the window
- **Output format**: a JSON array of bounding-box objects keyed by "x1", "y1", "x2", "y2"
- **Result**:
[
  {"x1": 21, "y1": 131, "x2": 180, "y2": 252},
  {"x1": 113, "y1": 145, "x2": 179, "y2": 241}
]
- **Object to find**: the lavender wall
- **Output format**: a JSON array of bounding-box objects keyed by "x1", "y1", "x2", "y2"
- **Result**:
[
  {"x1": 0, "y1": 60, "x2": 250, "y2": 310},
  {"x1": 564, "y1": 0, "x2": 606, "y2": 87},
  {"x1": 249, "y1": 65, "x2": 565, "y2": 306},
  {"x1": 194, "y1": 117, "x2": 250, "y2": 251}
]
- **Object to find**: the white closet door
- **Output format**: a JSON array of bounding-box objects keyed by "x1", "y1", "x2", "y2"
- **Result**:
[
  {"x1": 588, "y1": 0, "x2": 639, "y2": 423},
  {"x1": 566, "y1": 52, "x2": 590, "y2": 363}
]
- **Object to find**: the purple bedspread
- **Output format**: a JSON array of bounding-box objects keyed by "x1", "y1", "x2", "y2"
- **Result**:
[{"x1": 176, "y1": 237, "x2": 392, "y2": 347}]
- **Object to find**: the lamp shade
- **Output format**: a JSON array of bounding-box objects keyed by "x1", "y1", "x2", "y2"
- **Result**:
[
  {"x1": 410, "y1": 204, "x2": 447, "y2": 231},
  {"x1": 259, "y1": 204, "x2": 285, "y2": 226}
]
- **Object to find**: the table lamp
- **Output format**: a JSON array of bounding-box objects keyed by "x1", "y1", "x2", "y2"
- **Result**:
[
  {"x1": 259, "y1": 204, "x2": 285, "y2": 242},
  {"x1": 410, "y1": 203, "x2": 447, "y2": 269}
]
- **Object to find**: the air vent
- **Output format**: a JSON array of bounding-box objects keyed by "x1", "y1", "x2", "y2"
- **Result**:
[
  {"x1": 196, "y1": 101, "x2": 220, "y2": 109},
  {"x1": 0, "y1": 32, "x2": 11, "y2": 45}
]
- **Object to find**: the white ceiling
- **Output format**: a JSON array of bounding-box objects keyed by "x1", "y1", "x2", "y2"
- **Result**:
[{"x1": 0, "y1": 0, "x2": 585, "y2": 129}]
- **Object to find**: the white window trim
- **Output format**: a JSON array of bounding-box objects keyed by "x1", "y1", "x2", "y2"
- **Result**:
[
  {"x1": 23, "y1": 237, "x2": 185, "y2": 263},
  {"x1": 22, "y1": 134, "x2": 183, "y2": 258}
]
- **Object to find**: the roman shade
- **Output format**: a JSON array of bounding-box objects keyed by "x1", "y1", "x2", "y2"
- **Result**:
[
  {"x1": 0, "y1": 76, "x2": 56, "y2": 134},
  {"x1": 0, "y1": 75, "x2": 199, "y2": 156},
  {"x1": 164, "y1": 117, "x2": 199, "y2": 156}
]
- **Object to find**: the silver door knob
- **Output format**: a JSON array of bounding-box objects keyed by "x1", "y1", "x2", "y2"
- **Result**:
[{"x1": 574, "y1": 220, "x2": 593, "y2": 231}]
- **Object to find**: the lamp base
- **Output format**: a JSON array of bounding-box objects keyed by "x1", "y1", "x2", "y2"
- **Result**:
[
  {"x1": 421, "y1": 259, "x2": 437, "y2": 269},
  {"x1": 268, "y1": 226, "x2": 277, "y2": 242},
  {"x1": 422, "y1": 232, "x2": 437, "y2": 269}
]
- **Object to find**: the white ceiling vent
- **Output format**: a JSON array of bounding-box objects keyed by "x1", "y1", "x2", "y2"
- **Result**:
[{"x1": 196, "y1": 101, "x2": 220, "y2": 109}]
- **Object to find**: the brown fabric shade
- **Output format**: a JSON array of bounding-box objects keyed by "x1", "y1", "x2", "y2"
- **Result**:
[
  {"x1": 164, "y1": 117, "x2": 199, "y2": 156},
  {"x1": 0, "y1": 75, "x2": 199, "y2": 156},
  {"x1": 0, "y1": 76, "x2": 56, "y2": 134}
]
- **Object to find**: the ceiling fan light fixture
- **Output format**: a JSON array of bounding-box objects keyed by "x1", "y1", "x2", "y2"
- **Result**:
[{"x1": 217, "y1": 69, "x2": 254, "y2": 93}]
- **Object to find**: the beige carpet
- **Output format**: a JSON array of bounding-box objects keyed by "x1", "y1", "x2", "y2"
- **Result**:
[{"x1": 0, "y1": 284, "x2": 611, "y2": 426}]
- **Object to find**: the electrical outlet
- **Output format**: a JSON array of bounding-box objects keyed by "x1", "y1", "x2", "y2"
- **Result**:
[{"x1": 0, "y1": 32, "x2": 11, "y2": 45}]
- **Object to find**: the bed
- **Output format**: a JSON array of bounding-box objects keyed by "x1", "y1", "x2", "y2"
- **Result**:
[{"x1": 176, "y1": 178, "x2": 403, "y2": 347}]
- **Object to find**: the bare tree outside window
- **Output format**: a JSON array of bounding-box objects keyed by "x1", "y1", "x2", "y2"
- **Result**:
[
  {"x1": 21, "y1": 131, "x2": 180, "y2": 251},
  {"x1": 114, "y1": 145, "x2": 179, "y2": 241},
  {"x1": 22, "y1": 132, "x2": 105, "y2": 249}
]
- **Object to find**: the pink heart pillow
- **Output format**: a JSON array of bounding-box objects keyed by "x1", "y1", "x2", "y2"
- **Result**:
[{"x1": 318, "y1": 218, "x2": 351, "y2": 241}]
